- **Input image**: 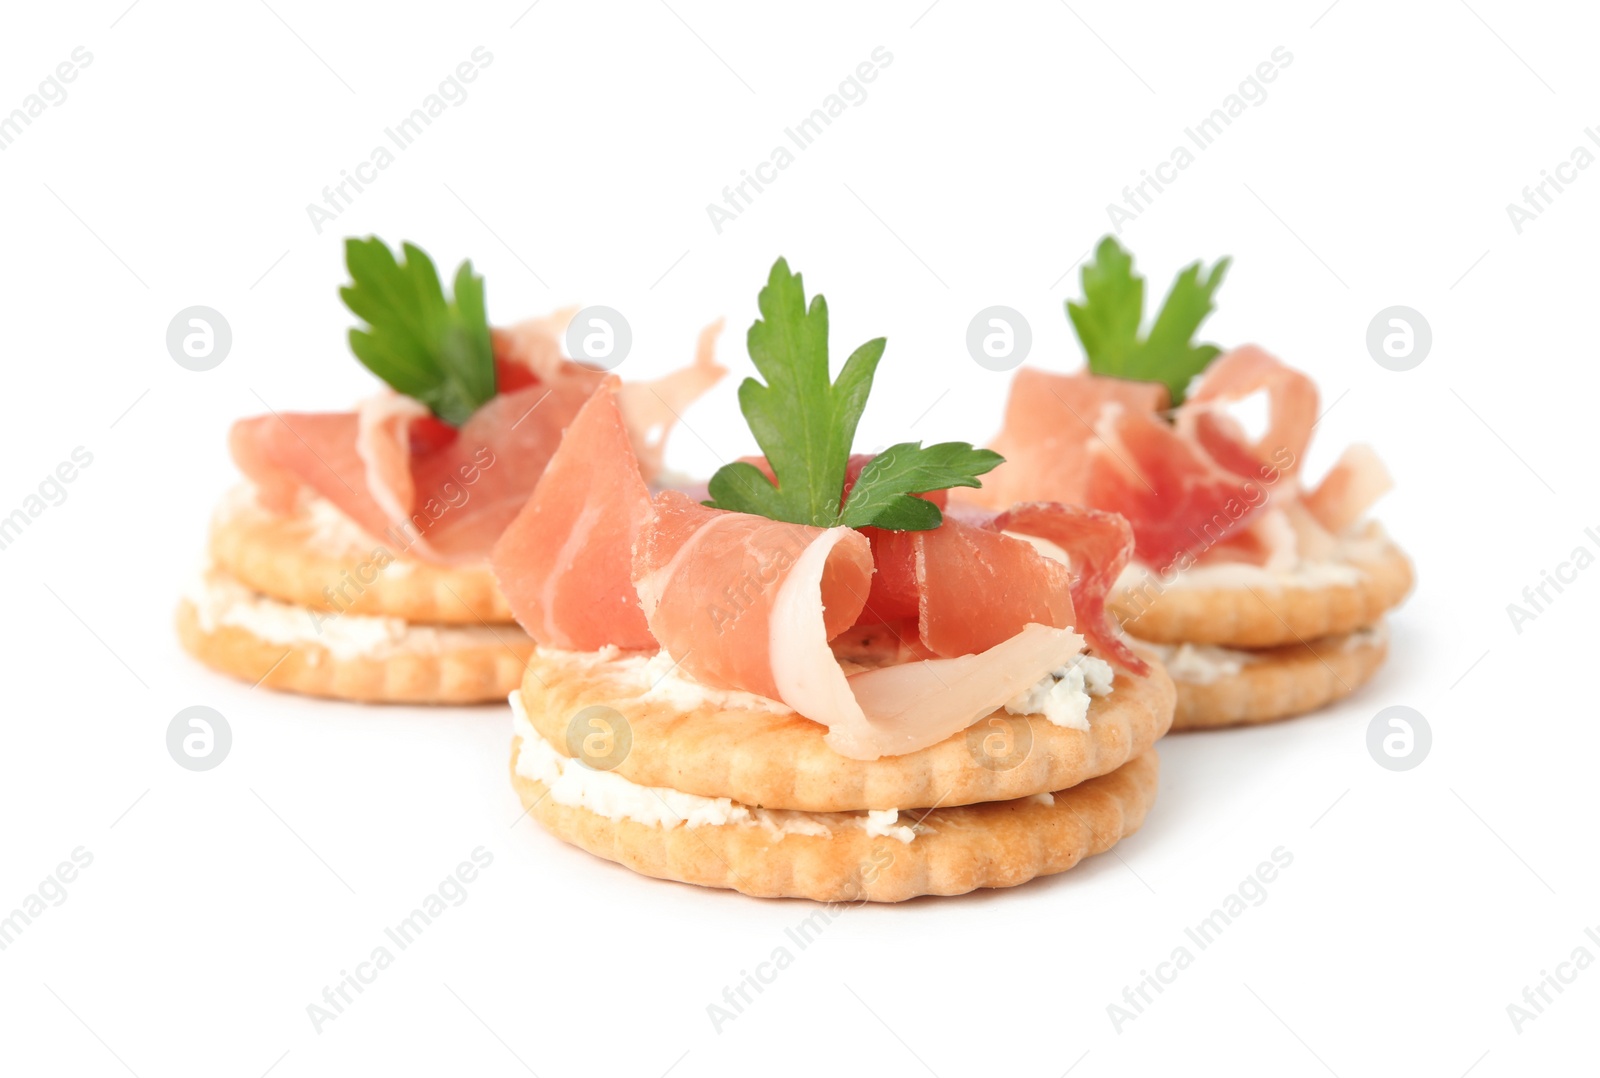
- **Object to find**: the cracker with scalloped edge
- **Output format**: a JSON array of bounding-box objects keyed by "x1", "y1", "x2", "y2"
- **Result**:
[
  {"x1": 1111, "y1": 527, "x2": 1412, "y2": 648},
  {"x1": 176, "y1": 576, "x2": 530, "y2": 705},
  {"x1": 511, "y1": 734, "x2": 1158, "y2": 903},
  {"x1": 209, "y1": 485, "x2": 513, "y2": 625},
  {"x1": 1157, "y1": 624, "x2": 1389, "y2": 731},
  {"x1": 514, "y1": 644, "x2": 1173, "y2": 813}
]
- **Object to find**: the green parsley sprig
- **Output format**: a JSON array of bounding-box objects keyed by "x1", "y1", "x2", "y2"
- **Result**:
[
  {"x1": 340, "y1": 236, "x2": 495, "y2": 427},
  {"x1": 705, "y1": 258, "x2": 1001, "y2": 531},
  {"x1": 1067, "y1": 236, "x2": 1230, "y2": 406}
]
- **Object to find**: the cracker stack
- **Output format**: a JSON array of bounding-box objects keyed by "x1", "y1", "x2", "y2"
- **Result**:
[
  {"x1": 508, "y1": 649, "x2": 1176, "y2": 902},
  {"x1": 1111, "y1": 526, "x2": 1414, "y2": 730},
  {"x1": 176, "y1": 487, "x2": 532, "y2": 704}
]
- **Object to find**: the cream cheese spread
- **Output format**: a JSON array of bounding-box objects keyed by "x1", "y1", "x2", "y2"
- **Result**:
[
  {"x1": 1139, "y1": 641, "x2": 1255, "y2": 685},
  {"x1": 1003, "y1": 654, "x2": 1116, "y2": 730},
  {"x1": 184, "y1": 568, "x2": 511, "y2": 660}
]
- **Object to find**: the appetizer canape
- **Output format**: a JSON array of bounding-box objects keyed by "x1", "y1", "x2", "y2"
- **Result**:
[
  {"x1": 972, "y1": 238, "x2": 1411, "y2": 729},
  {"x1": 493, "y1": 259, "x2": 1175, "y2": 900},
  {"x1": 178, "y1": 237, "x2": 723, "y2": 703}
]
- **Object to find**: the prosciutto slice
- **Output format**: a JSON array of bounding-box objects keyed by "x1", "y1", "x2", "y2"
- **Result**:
[
  {"x1": 229, "y1": 316, "x2": 723, "y2": 565},
  {"x1": 633, "y1": 493, "x2": 1084, "y2": 760},
  {"x1": 490, "y1": 377, "x2": 655, "y2": 651},
  {"x1": 977, "y1": 347, "x2": 1362, "y2": 574},
  {"x1": 1178, "y1": 345, "x2": 1318, "y2": 479},
  {"x1": 876, "y1": 519, "x2": 1074, "y2": 659},
  {"x1": 992, "y1": 502, "x2": 1148, "y2": 675},
  {"x1": 974, "y1": 370, "x2": 1169, "y2": 509},
  {"x1": 1305, "y1": 444, "x2": 1392, "y2": 534},
  {"x1": 1085, "y1": 403, "x2": 1267, "y2": 573}
]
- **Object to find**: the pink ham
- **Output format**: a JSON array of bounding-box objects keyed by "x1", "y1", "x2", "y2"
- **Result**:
[
  {"x1": 973, "y1": 370, "x2": 1170, "y2": 509},
  {"x1": 903, "y1": 519, "x2": 1075, "y2": 659},
  {"x1": 992, "y1": 502, "x2": 1148, "y2": 675},
  {"x1": 632, "y1": 492, "x2": 1085, "y2": 760},
  {"x1": 490, "y1": 377, "x2": 656, "y2": 650},
  {"x1": 1178, "y1": 345, "x2": 1318, "y2": 479},
  {"x1": 974, "y1": 348, "x2": 1346, "y2": 575},
  {"x1": 634, "y1": 493, "x2": 871, "y2": 700},
  {"x1": 1085, "y1": 403, "x2": 1268, "y2": 573},
  {"x1": 228, "y1": 318, "x2": 723, "y2": 565},
  {"x1": 1305, "y1": 444, "x2": 1392, "y2": 534}
]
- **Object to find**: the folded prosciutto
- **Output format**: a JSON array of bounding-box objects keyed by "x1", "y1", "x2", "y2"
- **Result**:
[
  {"x1": 493, "y1": 380, "x2": 1146, "y2": 761},
  {"x1": 974, "y1": 346, "x2": 1392, "y2": 574},
  {"x1": 232, "y1": 316, "x2": 725, "y2": 565}
]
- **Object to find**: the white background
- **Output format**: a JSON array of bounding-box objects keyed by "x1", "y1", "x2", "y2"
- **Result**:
[{"x1": 1, "y1": 0, "x2": 1595, "y2": 1074}]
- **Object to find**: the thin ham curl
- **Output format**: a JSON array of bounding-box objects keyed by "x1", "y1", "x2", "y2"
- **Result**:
[
  {"x1": 633, "y1": 493, "x2": 1086, "y2": 760},
  {"x1": 1178, "y1": 344, "x2": 1318, "y2": 480},
  {"x1": 972, "y1": 369, "x2": 1168, "y2": 510},
  {"x1": 1086, "y1": 402, "x2": 1268, "y2": 572},
  {"x1": 491, "y1": 377, "x2": 655, "y2": 651},
  {"x1": 230, "y1": 315, "x2": 724, "y2": 565},
  {"x1": 1304, "y1": 444, "x2": 1392, "y2": 534},
  {"x1": 979, "y1": 346, "x2": 1369, "y2": 574},
  {"x1": 991, "y1": 502, "x2": 1148, "y2": 675}
]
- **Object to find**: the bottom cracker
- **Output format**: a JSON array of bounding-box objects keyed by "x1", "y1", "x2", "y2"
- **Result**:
[
  {"x1": 511, "y1": 737, "x2": 1160, "y2": 903},
  {"x1": 176, "y1": 598, "x2": 532, "y2": 705}
]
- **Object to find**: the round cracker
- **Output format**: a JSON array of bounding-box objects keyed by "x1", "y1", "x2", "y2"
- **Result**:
[
  {"x1": 209, "y1": 485, "x2": 513, "y2": 625},
  {"x1": 1161, "y1": 625, "x2": 1389, "y2": 731},
  {"x1": 512, "y1": 738, "x2": 1159, "y2": 902},
  {"x1": 1111, "y1": 531, "x2": 1412, "y2": 648},
  {"x1": 516, "y1": 647, "x2": 1173, "y2": 812},
  {"x1": 176, "y1": 593, "x2": 532, "y2": 705}
]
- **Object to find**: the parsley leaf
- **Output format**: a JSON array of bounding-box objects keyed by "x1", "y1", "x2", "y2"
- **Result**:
[
  {"x1": 705, "y1": 258, "x2": 1000, "y2": 532},
  {"x1": 340, "y1": 236, "x2": 495, "y2": 427},
  {"x1": 840, "y1": 441, "x2": 1002, "y2": 530},
  {"x1": 1067, "y1": 235, "x2": 1230, "y2": 406}
]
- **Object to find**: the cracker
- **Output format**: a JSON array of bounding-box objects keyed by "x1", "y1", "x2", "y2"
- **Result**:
[
  {"x1": 209, "y1": 485, "x2": 513, "y2": 625},
  {"x1": 515, "y1": 646, "x2": 1173, "y2": 812},
  {"x1": 1111, "y1": 531, "x2": 1412, "y2": 648},
  {"x1": 511, "y1": 737, "x2": 1159, "y2": 902},
  {"x1": 175, "y1": 584, "x2": 532, "y2": 705},
  {"x1": 1159, "y1": 625, "x2": 1389, "y2": 731}
]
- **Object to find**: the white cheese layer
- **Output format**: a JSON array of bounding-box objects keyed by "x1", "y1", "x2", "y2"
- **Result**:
[
  {"x1": 1140, "y1": 641, "x2": 1255, "y2": 685},
  {"x1": 184, "y1": 568, "x2": 512, "y2": 660},
  {"x1": 1142, "y1": 622, "x2": 1390, "y2": 685},
  {"x1": 1003, "y1": 654, "x2": 1115, "y2": 731},
  {"x1": 510, "y1": 691, "x2": 915, "y2": 842}
]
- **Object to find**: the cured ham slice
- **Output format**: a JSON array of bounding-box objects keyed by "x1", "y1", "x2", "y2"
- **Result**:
[
  {"x1": 229, "y1": 318, "x2": 724, "y2": 565},
  {"x1": 974, "y1": 370, "x2": 1169, "y2": 509},
  {"x1": 354, "y1": 394, "x2": 429, "y2": 526},
  {"x1": 490, "y1": 377, "x2": 655, "y2": 651},
  {"x1": 896, "y1": 519, "x2": 1074, "y2": 659},
  {"x1": 634, "y1": 493, "x2": 872, "y2": 699},
  {"x1": 1305, "y1": 444, "x2": 1392, "y2": 534},
  {"x1": 230, "y1": 412, "x2": 406, "y2": 544},
  {"x1": 407, "y1": 377, "x2": 600, "y2": 560},
  {"x1": 992, "y1": 503, "x2": 1149, "y2": 675},
  {"x1": 843, "y1": 456, "x2": 1139, "y2": 671},
  {"x1": 632, "y1": 492, "x2": 1084, "y2": 760},
  {"x1": 1178, "y1": 345, "x2": 1317, "y2": 479},
  {"x1": 1085, "y1": 403, "x2": 1267, "y2": 573},
  {"x1": 835, "y1": 624, "x2": 1086, "y2": 759},
  {"x1": 975, "y1": 348, "x2": 1348, "y2": 575}
]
